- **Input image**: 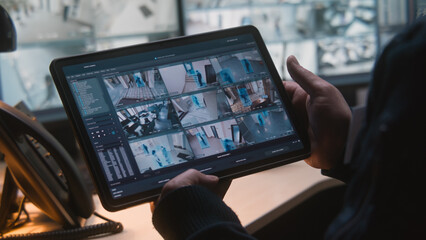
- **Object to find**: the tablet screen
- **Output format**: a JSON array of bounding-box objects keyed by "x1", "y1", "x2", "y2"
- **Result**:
[{"x1": 51, "y1": 26, "x2": 309, "y2": 210}]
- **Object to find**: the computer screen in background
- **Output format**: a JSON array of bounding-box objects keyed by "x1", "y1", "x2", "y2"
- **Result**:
[{"x1": 0, "y1": 0, "x2": 181, "y2": 119}]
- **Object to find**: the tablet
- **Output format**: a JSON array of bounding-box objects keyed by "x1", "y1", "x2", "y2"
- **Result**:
[{"x1": 49, "y1": 25, "x2": 310, "y2": 211}]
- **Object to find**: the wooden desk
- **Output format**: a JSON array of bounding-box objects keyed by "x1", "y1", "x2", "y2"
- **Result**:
[{"x1": 2, "y1": 161, "x2": 343, "y2": 239}]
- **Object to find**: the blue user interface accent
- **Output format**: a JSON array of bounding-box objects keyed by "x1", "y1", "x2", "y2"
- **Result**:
[{"x1": 63, "y1": 34, "x2": 304, "y2": 199}]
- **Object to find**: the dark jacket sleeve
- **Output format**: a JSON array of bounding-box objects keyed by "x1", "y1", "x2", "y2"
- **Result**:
[
  {"x1": 321, "y1": 106, "x2": 366, "y2": 183},
  {"x1": 152, "y1": 185, "x2": 256, "y2": 240}
]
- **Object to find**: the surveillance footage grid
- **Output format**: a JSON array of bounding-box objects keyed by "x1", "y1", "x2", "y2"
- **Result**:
[{"x1": 103, "y1": 48, "x2": 294, "y2": 173}]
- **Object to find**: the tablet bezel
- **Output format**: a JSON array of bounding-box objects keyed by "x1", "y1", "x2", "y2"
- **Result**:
[{"x1": 50, "y1": 25, "x2": 310, "y2": 211}]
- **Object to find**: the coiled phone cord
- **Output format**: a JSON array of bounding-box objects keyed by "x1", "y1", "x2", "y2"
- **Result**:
[{"x1": 0, "y1": 198, "x2": 123, "y2": 240}]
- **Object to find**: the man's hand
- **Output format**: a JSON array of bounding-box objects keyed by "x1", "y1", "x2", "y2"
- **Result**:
[
  {"x1": 284, "y1": 55, "x2": 351, "y2": 170},
  {"x1": 151, "y1": 169, "x2": 231, "y2": 212}
]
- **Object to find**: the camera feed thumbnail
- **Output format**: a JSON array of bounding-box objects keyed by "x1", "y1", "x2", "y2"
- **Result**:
[
  {"x1": 117, "y1": 100, "x2": 180, "y2": 140},
  {"x1": 159, "y1": 59, "x2": 220, "y2": 96},
  {"x1": 129, "y1": 132, "x2": 194, "y2": 172},
  {"x1": 103, "y1": 69, "x2": 168, "y2": 107},
  {"x1": 171, "y1": 90, "x2": 233, "y2": 127},
  {"x1": 186, "y1": 119, "x2": 246, "y2": 159},
  {"x1": 236, "y1": 108, "x2": 294, "y2": 145},
  {"x1": 224, "y1": 78, "x2": 280, "y2": 114},
  {"x1": 214, "y1": 49, "x2": 268, "y2": 85}
]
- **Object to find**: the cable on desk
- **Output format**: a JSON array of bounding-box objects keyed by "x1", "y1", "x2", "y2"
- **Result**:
[
  {"x1": 0, "y1": 211, "x2": 123, "y2": 240},
  {"x1": 5, "y1": 197, "x2": 29, "y2": 231}
]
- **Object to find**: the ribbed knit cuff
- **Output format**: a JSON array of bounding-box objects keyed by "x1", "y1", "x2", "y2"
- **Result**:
[{"x1": 152, "y1": 185, "x2": 242, "y2": 240}]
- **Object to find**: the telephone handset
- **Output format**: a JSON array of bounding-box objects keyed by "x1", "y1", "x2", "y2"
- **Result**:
[{"x1": 0, "y1": 101, "x2": 122, "y2": 237}]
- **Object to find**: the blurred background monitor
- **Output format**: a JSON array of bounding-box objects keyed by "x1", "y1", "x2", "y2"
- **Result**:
[
  {"x1": 0, "y1": 0, "x2": 182, "y2": 123},
  {"x1": 179, "y1": 0, "x2": 422, "y2": 87}
]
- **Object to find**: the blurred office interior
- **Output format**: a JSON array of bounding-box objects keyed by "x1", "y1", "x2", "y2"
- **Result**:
[{"x1": 0, "y1": 0, "x2": 424, "y2": 156}]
